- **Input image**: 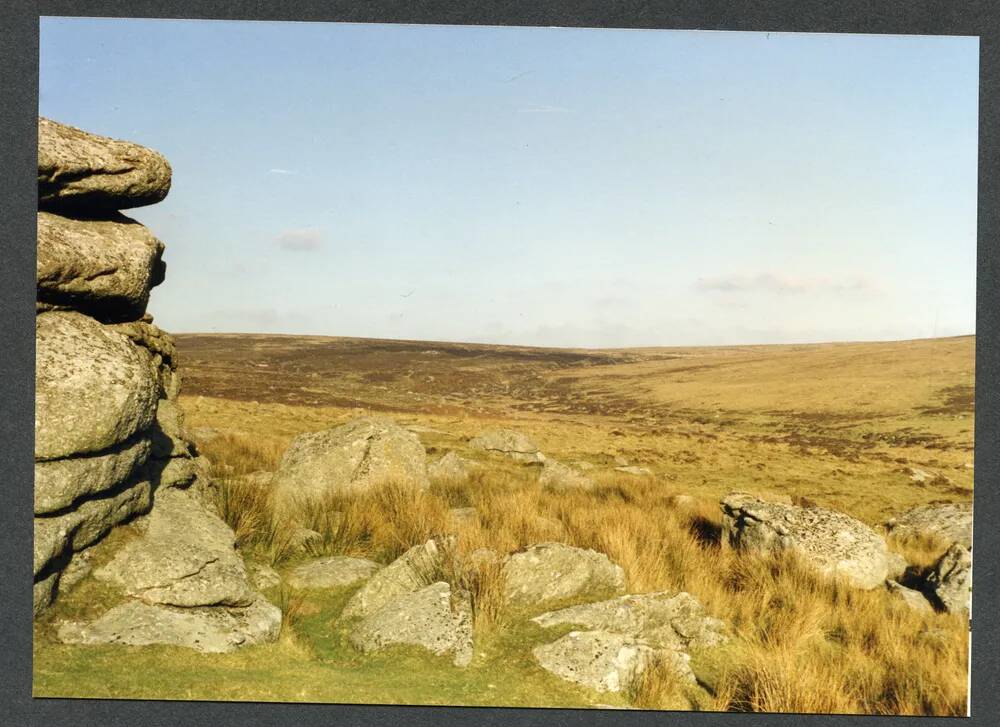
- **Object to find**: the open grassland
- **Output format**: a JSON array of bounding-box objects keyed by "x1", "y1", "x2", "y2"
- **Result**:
[{"x1": 34, "y1": 333, "x2": 974, "y2": 714}]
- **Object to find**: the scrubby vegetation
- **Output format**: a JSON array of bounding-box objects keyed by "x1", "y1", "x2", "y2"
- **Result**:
[{"x1": 34, "y1": 334, "x2": 973, "y2": 714}]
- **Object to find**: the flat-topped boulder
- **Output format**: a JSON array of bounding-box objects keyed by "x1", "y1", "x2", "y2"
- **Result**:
[
  {"x1": 38, "y1": 117, "x2": 172, "y2": 212},
  {"x1": 56, "y1": 595, "x2": 280, "y2": 654},
  {"x1": 271, "y1": 417, "x2": 429, "y2": 515},
  {"x1": 34, "y1": 433, "x2": 151, "y2": 514},
  {"x1": 95, "y1": 487, "x2": 255, "y2": 608},
  {"x1": 36, "y1": 311, "x2": 160, "y2": 460},
  {"x1": 469, "y1": 428, "x2": 544, "y2": 464},
  {"x1": 721, "y1": 492, "x2": 891, "y2": 590},
  {"x1": 36, "y1": 211, "x2": 165, "y2": 321},
  {"x1": 286, "y1": 556, "x2": 382, "y2": 590},
  {"x1": 341, "y1": 538, "x2": 450, "y2": 620},
  {"x1": 349, "y1": 581, "x2": 473, "y2": 667},
  {"x1": 502, "y1": 543, "x2": 626, "y2": 611},
  {"x1": 539, "y1": 460, "x2": 596, "y2": 492},
  {"x1": 531, "y1": 590, "x2": 728, "y2": 652},
  {"x1": 884, "y1": 503, "x2": 973, "y2": 549},
  {"x1": 926, "y1": 543, "x2": 972, "y2": 615}
]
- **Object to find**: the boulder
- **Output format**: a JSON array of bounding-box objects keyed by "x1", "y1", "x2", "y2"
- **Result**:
[
  {"x1": 56, "y1": 596, "x2": 281, "y2": 653},
  {"x1": 429, "y1": 451, "x2": 474, "y2": 481},
  {"x1": 36, "y1": 211, "x2": 165, "y2": 320},
  {"x1": 885, "y1": 580, "x2": 933, "y2": 614},
  {"x1": 286, "y1": 556, "x2": 382, "y2": 590},
  {"x1": 720, "y1": 492, "x2": 891, "y2": 589},
  {"x1": 246, "y1": 562, "x2": 282, "y2": 591},
  {"x1": 532, "y1": 630, "x2": 662, "y2": 694},
  {"x1": 925, "y1": 543, "x2": 972, "y2": 615},
  {"x1": 884, "y1": 503, "x2": 973, "y2": 549},
  {"x1": 341, "y1": 538, "x2": 449, "y2": 620},
  {"x1": 349, "y1": 581, "x2": 473, "y2": 667},
  {"x1": 95, "y1": 487, "x2": 255, "y2": 607},
  {"x1": 469, "y1": 428, "x2": 544, "y2": 464},
  {"x1": 502, "y1": 543, "x2": 626, "y2": 611},
  {"x1": 531, "y1": 591, "x2": 728, "y2": 651},
  {"x1": 270, "y1": 417, "x2": 429, "y2": 514},
  {"x1": 37, "y1": 117, "x2": 172, "y2": 212},
  {"x1": 34, "y1": 433, "x2": 152, "y2": 514},
  {"x1": 539, "y1": 460, "x2": 596, "y2": 492},
  {"x1": 34, "y1": 478, "x2": 152, "y2": 578},
  {"x1": 36, "y1": 311, "x2": 159, "y2": 460}
]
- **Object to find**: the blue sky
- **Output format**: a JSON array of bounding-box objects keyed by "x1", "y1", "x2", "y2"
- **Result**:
[{"x1": 39, "y1": 19, "x2": 979, "y2": 347}]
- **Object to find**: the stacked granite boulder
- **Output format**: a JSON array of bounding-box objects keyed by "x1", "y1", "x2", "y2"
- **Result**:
[{"x1": 34, "y1": 118, "x2": 279, "y2": 651}]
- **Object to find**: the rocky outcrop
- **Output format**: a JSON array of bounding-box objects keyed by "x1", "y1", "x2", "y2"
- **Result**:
[
  {"x1": 469, "y1": 428, "x2": 544, "y2": 464},
  {"x1": 925, "y1": 543, "x2": 972, "y2": 615},
  {"x1": 884, "y1": 503, "x2": 973, "y2": 549},
  {"x1": 502, "y1": 543, "x2": 626, "y2": 611},
  {"x1": 349, "y1": 582, "x2": 473, "y2": 667},
  {"x1": 539, "y1": 460, "x2": 596, "y2": 492},
  {"x1": 720, "y1": 493, "x2": 891, "y2": 590},
  {"x1": 38, "y1": 117, "x2": 172, "y2": 212},
  {"x1": 270, "y1": 417, "x2": 430, "y2": 516},
  {"x1": 286, "y1": 556, "x2": 382, "y2": 590},
  {"x1": 35, "y1": 117, "x2": 277, "y2": 652}
]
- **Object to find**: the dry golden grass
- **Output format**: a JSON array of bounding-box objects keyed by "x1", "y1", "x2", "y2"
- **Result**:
[{"x1": 201, "y1": 434, "x2": 968, "y2": 715}]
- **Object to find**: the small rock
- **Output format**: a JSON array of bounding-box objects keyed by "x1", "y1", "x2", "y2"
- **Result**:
[
  {"x1": 926, "y1": 543, "x2": 972, "y2": 614},
  {"x1": 342, "y1": 537, "x2": 450, "y2": 620},
  {"x1": 429, "y1": 451, "x2": 474, "y2": 481},
  {"x1": 539, "y1": 460, "x2": 596, "y2": 492},
  {"x1": 886, "y1": 580, "x2": 933, "y2": 614}
]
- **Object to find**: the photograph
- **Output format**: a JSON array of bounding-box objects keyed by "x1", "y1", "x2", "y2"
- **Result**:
[{"x1": 32, "y1": 16, "x2": 977, "y2": 715}]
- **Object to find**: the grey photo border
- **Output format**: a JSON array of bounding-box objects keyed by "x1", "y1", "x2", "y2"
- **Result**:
[{"x1": 1, "y1": 1, "x2": 997, "y2": 724}]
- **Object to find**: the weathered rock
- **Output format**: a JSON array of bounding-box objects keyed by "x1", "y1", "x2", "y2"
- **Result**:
[
  {"x1": 38, "y1": 117, "x2": 172, "y2": 212},
  {"x1": 533, "y1": 630, "x2": 666, "y2": 693},
  {"x1": 34, "y1": 434, "x2": 152, "y2": 514},
  {"x1": 720, "y1": 492, "x2": 890, "y2": 590},
  {"x1": 884, "y1": 503, "x2": 973, "y2": 549},
  {"x1": 36, "y1": 211, "x2": 165, "y2": 320},
  {"x1": 502, "y1": 543, "x2": 626, "y2": 611},
  {"x1": 150, "y1": 398, "x2": 191, "y2": 458},
  {"x1": 469, "y1": 428, "x2": 544, "y2": 464},
  {"x1": 886, "y1": 551, "x2": 909, "y2": 582},
  {"x1": 271, "y1": 417, "x2": 429, "y2": 514},
  {"x1": 429, "y1": 451, "x2": 474, "y2": 481},
  {"x1": 34, "y1": 477, "x2": 152, "y2": 577},
  {"x1": 95, "y1": 487, "x2": 255, "y2": 607},
  {"x1": 342, "y1": 538, "x2": 449, "y2": 620},
  {"x1": 286, "y1": 556, "x2": 382, "y2": 590},
  {"x1": 531, "y1": 591, "x2": 728, "y2": 651},
  {"x1": 150, "y1": 455, "x2": 199, "y2": 490},
  {"x1": 247, "y1": 562, "x2": 282, "y2": 591},
  {"x1": 350, "y1": 581, "x2": 473, "y2": 667},
  {"x1": 33, "y1": 572, "x2": 60, "y2": 617},
  {"x1": 886, "y1": 580, "x2": 933, "y2": 614},
  {"x1": 289, "y1": 526, "x2": 324, "y2": 554},
  {"x1": 36, "y1": 311, "x2": 159, "y2": 460},
  {"x1": 539, "y1": 460, "x2": 596, "y2": 492},
  {"x1": 925, "y1": 543, "x2": 972, "y2": 614},
  {"x1": 56, "y1": 596, "x2": 281, "y2": 653}
]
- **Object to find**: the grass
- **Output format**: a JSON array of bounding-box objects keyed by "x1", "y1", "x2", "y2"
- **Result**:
[{"x1": 33, "y1": 333, "x2": 974, "y2": 714}]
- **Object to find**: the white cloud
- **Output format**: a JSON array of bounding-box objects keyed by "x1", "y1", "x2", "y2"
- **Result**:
[
  {"x1": 696, "y1": 271, "x2": 880, "y2": 295},
  {"x1": 275, "y1": 227, "x2": 324, "y2": 252},
  {"x1": 267, "y1": 168, "x2": 296, "y2": 175}
]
